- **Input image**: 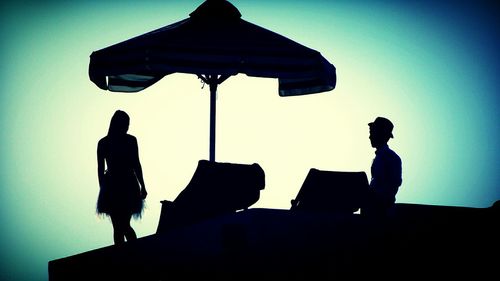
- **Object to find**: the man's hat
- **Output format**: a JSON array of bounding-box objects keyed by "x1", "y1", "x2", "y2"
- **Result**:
[{"x1": 369, "y1": 117, "x2": 394, "y2": 138}]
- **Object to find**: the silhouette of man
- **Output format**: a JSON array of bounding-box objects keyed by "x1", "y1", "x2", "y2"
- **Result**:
[
  {"x1": 362, "y1": 117, "x2": 402, "y2": 217},
  {"x1": 97, "y1": 110, "x2": 148, "y2": 245}
]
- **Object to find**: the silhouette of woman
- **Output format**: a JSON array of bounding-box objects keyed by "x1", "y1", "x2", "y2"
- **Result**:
[{"x1": 96, "y1": 110, "x2": 147, "y2": 245}]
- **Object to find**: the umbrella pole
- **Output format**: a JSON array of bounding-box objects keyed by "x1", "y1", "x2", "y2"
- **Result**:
[
  {"x1": 209, "y1": 80, "x2": 217, "y2": 162},
  {"x1": 199, "y1": 74, "x2": 229, "y2": 162}
]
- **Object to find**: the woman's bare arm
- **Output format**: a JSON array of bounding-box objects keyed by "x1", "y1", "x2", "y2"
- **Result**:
[
  {"x1": 97, "y1": 140, "x2": 105, "y2": 188},
  {"x1": 132, "y1": 137, "x2": 147, "y2": 199}
]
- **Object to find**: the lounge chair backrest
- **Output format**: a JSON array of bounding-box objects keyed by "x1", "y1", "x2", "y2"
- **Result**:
[
  {"x1": 291, "y1": 168, "x2": 369, "y2": 214},
  {"x1": 157, "y1": 160, "x2": 265, "y2": 233}
]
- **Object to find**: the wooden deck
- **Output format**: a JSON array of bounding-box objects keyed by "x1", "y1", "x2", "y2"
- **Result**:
[{"x1": 49, "y1": 202, "x2": 498, "y2": 280}]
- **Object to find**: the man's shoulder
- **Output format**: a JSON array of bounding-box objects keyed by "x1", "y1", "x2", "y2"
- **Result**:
[
  {"x1": 387, "y1": 147, "x2": 401, "y2": 163},
  {"x1": 380, "y1": 146, "x2": 401, "y2": 162},
  {"x1": 125, "y1": 134, "x2": 137, "y2": 142},
  {"x1": 98, "y1": 136, "x2": 108, "y2": 145},
  {"x1": 98, "y1": 135, "x2": 137, "y2": 144}
]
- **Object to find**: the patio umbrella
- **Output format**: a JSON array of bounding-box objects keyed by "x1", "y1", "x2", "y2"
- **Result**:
[{"x1": 89, "y1": 0, "x2": 336, "y2": 161}]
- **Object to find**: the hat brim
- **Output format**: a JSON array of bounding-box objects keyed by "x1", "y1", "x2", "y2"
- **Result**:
[{"x1": 369, "y1": 123, "x2": 394, "y2": 138}]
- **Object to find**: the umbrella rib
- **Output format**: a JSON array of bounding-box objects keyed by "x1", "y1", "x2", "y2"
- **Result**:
[
  {"x1": 217, "y1": 74, "x2": 230, "y2": 84},
  {"x1": 197, "y1": 74, "x2": 231, "y2": 86},
  {"x1": 197, "y1": 74, "x2": 209, "y2": 84}
]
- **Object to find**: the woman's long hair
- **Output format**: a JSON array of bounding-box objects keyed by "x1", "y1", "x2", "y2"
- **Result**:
[{"x1": 108, "y1": 110, "x2": 130, "y2": 137}]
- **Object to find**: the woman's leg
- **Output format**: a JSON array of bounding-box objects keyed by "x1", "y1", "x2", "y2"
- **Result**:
[
  {"x1": 123, "y1": 213, "x2": 137, "y2": 242},
  {"x1": 110, "y1": 214, "x2": 125, "y2": 245},
  {"x1": 111, "y1": 213, "x2": 137, "y2": 244}
]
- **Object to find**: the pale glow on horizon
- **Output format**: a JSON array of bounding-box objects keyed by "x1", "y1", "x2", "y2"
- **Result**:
[{"x1": 0, "y1": 1, "x2": 499, "y2": 280}]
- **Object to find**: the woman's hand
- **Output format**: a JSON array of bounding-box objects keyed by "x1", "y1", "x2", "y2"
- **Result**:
[{"x1": 140, "y1": 188, "x2": 148, "y2": 199}]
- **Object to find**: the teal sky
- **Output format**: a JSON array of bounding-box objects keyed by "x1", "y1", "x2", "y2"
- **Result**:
[{"x1": 1, "y1": 1, "x2": 499, "y2": 280}]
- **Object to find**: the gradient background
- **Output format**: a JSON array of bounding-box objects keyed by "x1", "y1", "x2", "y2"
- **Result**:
[{"x1": 1, "y1": 1, "x2": 499, "y2": 280}]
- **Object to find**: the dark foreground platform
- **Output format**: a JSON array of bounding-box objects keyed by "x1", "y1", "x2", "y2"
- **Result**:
[{"x1": 49, "y1": 202, "x2": 498, "y2": 281}]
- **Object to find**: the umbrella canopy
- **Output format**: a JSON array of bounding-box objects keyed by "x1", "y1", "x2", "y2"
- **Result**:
[{"x1": 89, "y1": 0, "x2": 336, "y2": 161}]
